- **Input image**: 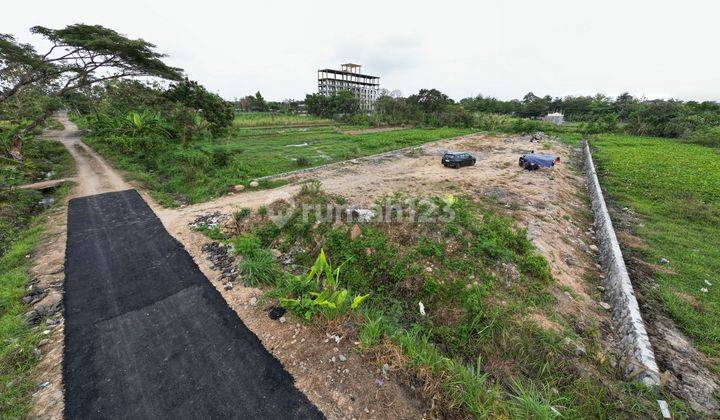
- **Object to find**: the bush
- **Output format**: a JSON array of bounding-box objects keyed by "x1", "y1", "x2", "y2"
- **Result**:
[
  {"x1": 684, "y1": 125, "x2": 720, "y2": 147},
  {"x1": 582, "y1": 114, "x2": 619, "y2": 134},
  {"x1": 231, "y1": 233, "x2": 262, "y2": 255},
  {"x1": 508, "y1": 118, "x2": 545, "y2": 134},
  {"x1": 295, "y1": 156, "x2": 310, "y2": 167},
  {"x1": 472, "y1": 113, "x2": 513, "y2": 131}
]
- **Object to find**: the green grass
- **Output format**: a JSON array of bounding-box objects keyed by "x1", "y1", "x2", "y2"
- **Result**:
[
  {"x1": 84, "y1": 122, "x2": 473, "y2": 206},
  {"x1": 592, "y1": 134, "x2": 720, "y2": 359},
  {"x1": 233, "y1": 112, "x2": 333, "y2": 127},
  {"x1": 1, "y1": 137, "x2": 73, "y2": 255},
  {"x1": 0, "y1": 223, "x2": 46, "y2": 417},
  {"x1": 203, "y1": 188, "x2": 686, "y2": 417}
]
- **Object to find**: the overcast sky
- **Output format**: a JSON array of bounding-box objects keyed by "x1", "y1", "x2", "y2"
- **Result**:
[{"x1": 3, "y1": 0, "x2": 719, "y2": 102}]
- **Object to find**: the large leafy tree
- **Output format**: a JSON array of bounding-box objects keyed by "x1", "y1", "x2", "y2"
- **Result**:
[
  {"x1": 164, "y1": 78, "x2": 234, "y2": 137},
  {"x1": 0, "y1": 24, "x2": 183, "y2": 159},
  {"x1": 407, "y1": 89, "x2": 453, "y2": 114},
  {"x1": 305, "y1": 90, "x2": 359, "y2": 117}
]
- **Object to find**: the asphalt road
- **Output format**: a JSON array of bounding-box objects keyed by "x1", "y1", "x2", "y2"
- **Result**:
[{"x1": 63, "y1": 189, "x2": 323, "y2": 419}]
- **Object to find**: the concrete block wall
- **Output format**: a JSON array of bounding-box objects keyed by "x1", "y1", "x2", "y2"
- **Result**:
[{"x1": 583, "y1": 141, "x2": 660, "y2": 387}]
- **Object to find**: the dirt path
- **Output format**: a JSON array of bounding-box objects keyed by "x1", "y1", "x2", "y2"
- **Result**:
[
  {"x1": 42, "y1": 111, "x2": 129, "y2": 198},
  {"x1": 28, "y1": 114, "x2": 134, "y2": 418}
]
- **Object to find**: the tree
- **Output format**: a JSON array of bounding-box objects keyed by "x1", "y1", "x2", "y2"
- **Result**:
[
  {"x1": 0, "y1": 24, "x2": 182, "y2": 159},
  {"x1": 407, "y1": 89, "x2": 453, "y2": 114},
  {"x1": 305, "y1": 90, "x2": 359, "y2": 117},
  {"x1": 247, "y1": 91, "x2": 268, "y2": 112},
  {"x1": 330, "y1": 90, "x2": 360, "y2": 115},
  {"x1": 614, "y1": 92, "x2": 638, "y2": 121},
  {"x1": 519, "y1": 92, "x2": 549, "y2": 118},
  {"x1": 164, "y1": 78, "x2": 234, "y2": 136},
  {"x1": 305, "y1": 93, "x2": 331, "y2": 117}
]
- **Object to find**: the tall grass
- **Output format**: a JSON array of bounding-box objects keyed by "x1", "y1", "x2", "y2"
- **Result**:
[{"x1": 233, "y1": 112, "x2": 333, "y2": 127}]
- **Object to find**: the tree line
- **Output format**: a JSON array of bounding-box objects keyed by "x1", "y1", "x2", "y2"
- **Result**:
[
  {"x1": 298, "y1": 88, "x2": 720, "y2": 145},
  {"x1": 1, "y1": 24, "x2": 234, "y2": 160}
]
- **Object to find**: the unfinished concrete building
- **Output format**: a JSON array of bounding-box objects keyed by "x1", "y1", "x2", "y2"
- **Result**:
[{"x1": 317, "y1": 63, "x2": 380, "y2": 112}]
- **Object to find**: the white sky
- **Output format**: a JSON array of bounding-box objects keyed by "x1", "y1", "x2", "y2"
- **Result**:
[{"x1": 3, "y1": 0, "x2": 719, "y2": 102}]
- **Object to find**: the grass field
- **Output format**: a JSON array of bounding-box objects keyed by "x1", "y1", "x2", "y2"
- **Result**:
[
  {"x1": 233, "y1": 112, "x2": 334, "y2": 127},
  {"x1": 86, "y1": 122, "x2": 473, "y2": 205},
  {"x1": 592, "y1": 135, "x2": 720, "y2": 359}
]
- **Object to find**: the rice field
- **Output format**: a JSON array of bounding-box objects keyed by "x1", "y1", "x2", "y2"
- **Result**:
[{"x1": 592, "y1": 134, "x2": 720, "y2": 359}]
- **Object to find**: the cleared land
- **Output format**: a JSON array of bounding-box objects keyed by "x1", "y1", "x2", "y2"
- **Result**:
[
  {"x1": 173, "y1": 133, "x2": 687, "y2": 417},
  {"x1": 592, "y1": 135, "x2": 720, "y2": 359},
  {"x1": 84, "y1": 119, "x2": 472, "y2": 205}
]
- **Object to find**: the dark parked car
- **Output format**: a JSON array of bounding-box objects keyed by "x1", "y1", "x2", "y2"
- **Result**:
[{"x1": 442, "y1": 152, "x2": 476, "y2": 168}]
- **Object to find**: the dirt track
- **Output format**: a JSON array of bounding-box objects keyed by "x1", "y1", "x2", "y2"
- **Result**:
[
  {"x1": 28, "y1": 113, "x2": 133, "y2": 418},
  {"x1": 43, "y1": 112, "x2": 129, "y2": 198}
]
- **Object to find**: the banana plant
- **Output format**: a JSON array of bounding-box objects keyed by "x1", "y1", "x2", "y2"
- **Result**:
[{"x1": 279, "y1": 249, "x2": 369, "y2": 320}]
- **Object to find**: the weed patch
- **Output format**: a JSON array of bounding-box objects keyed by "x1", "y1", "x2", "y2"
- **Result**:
[{"x1": 200, "y1": 186, "x2": 682, "y2": 417}]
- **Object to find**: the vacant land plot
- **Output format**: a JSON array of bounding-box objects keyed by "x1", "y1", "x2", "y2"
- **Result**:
[
  {"x1": 85, "y1": 121, "x2": 473, "y2": 205},
  {"x1": 233, "y1": 112, "x2": 334, "y2": 127},
  {"x1": 592, "y1": 135, "x2": 720, "y2": 360},
  {"x1": 173, "y1": 134, "x2": 688, "y2": 417}
]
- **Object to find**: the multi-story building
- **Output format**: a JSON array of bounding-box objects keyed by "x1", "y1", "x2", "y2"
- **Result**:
[{"x1": 317, "y1": 63, "x2": 380, "y2": 112}]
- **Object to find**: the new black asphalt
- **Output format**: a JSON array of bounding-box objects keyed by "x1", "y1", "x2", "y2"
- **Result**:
[{"x1": 63, "y1": 189, "x2": 323, "y2": 419}]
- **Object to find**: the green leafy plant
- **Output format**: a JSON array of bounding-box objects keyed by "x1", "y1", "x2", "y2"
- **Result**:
[
  {"x1": 238, "y1": 249, "x2": 281, "y2": 286},
  {"x1": 295, "y1": 156, "x2": 310, "y2": 167},
  {"x1": 278, "y1": 249, "x2": 369, "y2": 320},
  {"x1": 359, "y1": 314, "x2": 385, "y2": 348}
]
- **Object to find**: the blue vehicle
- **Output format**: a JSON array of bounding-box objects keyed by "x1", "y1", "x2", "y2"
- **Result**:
[{"x1": 519, "y1": 152, "x2": 560, "y2": 170}]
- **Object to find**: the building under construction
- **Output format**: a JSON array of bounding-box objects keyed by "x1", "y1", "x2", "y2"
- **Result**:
[{"x1": 317, "y1": 63, "x2": 380, "y2": 112}]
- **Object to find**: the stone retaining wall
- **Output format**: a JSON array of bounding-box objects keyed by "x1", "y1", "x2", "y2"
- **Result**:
[{"x1": 583, "y1": 141, "x2": 660, "y2": 387}]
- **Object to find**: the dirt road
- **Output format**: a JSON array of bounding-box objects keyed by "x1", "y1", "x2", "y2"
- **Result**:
[{"x1": 43, "y1": 111, "x2": 129, "y2": 198}]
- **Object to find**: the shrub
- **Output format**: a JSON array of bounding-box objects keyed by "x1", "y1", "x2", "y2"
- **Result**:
[
  {"x1": 685, "y1": 125, "x2": 720, "y2": 147},
  {"x1": 231, "y1": 233, "x2": 262, "y2": 255},
  {"x1": 472, "y1": 113, "x2": 513, "y2": 131},
  {"x1": 508, "y1": 119, "x2": 545, "y2": 134},
  {"x1": 295, "y1": 156, "x2": 310, "y2": 167}
]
